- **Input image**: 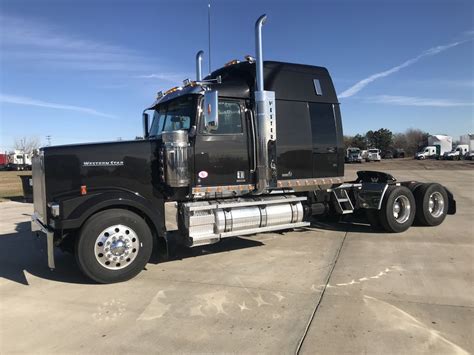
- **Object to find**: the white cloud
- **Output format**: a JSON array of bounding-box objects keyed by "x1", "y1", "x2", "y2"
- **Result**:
[
  {"x1": 368, "y1": 95, "x2": 474, "y2": 107},
  {"x1": 134, "y1": 73, "x2": 191, "y2": 83},
  {"x1": 338, "y1": 36, "x2": 473, "y2": 99},
  {"x1": 0, "y1": 14, "x2": 152, "y2": 72},
  {"x1": 0, "y1": 94, "x2": 117, "y2": 118}
]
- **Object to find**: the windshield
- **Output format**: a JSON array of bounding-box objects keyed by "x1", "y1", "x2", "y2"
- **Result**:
[
  {"x1": 368, "y1": 149, "x2": 378, "y2": 153},
  {"x1": 149, "y1": 95, "x2": 197, "y2": 137}
]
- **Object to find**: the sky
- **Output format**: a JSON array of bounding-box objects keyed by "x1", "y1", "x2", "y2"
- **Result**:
[{"x1": 0, "y1": 0, "x2": 473, "y2": 151}]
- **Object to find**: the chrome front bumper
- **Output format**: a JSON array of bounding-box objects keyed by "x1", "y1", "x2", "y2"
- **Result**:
[{"x1": 31, "y1": 212, "x2": 55, "y2": 269}]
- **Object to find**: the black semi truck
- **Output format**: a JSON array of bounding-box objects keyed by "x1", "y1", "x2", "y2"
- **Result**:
[{"x1": 31, "y1": 15, "x2": 456, "y2": 283}]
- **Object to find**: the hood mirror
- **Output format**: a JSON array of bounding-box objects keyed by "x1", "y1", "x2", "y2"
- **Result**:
[{"x1": 203, "y1": 90, "x2": 219, "y2": 132}]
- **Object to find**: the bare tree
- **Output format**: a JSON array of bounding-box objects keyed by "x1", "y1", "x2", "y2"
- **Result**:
[
  {"x1": 404, "y1": 128, "x2": 429, "y2": 155},
  {"x1": 14, "y1": 136, "x2": 41, "y2": 154},
  {"x1": 393, "y1": 133, "x2": 408, "y2": 150}
]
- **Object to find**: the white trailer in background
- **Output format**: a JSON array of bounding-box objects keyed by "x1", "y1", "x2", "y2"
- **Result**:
[
  {"x1": 8, "y1": 150, "x2": 32, "y2": 170},
  {"x1": 428, "y1": 135, "x2": 453, "y2": 157}
]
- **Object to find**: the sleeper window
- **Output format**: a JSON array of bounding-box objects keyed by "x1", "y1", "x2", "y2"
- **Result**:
[{"x1": 309, "y1": 103, "x2": 337, "y2": 146}]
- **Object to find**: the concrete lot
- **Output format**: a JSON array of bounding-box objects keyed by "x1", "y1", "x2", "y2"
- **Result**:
[{"x1": 0, "y1": 166, "x2": 473, "y2": 354}]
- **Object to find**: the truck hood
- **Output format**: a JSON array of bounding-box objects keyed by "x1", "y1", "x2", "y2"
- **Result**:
[{"x1": 38, "y1": 139, "x2": 160, "y2": 201}]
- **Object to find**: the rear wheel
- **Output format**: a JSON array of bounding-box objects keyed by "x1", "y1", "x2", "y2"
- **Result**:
[
  {"x1": 379, "y1": 186, "x2": 416, "y2": 233},
  {"x1": 76, "y1": 209, "x2": 153, "y2": 283},
  {"x1": 414, "y1": 183, "x2": 448, "y2": 226}
]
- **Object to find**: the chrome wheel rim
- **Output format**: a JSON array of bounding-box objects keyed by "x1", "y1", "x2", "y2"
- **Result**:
[
  {"x1": 428, "y1": 192, "x2": 444, "y2": 218},
  {"x1": 393, "y1": 195, "x2": 411, "y2": 224},
  {"x1": 94, "y1": 224, "x2": 140, "y2": 270}
]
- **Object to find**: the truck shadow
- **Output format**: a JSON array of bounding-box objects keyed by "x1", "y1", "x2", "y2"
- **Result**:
[
  {"x1": 1, "y1": 216, "x2": 393, "y2": 286},
  {"x1": 310, "y1": 213, "x2": 385, "y2": 234},
  {"x1": 0, "y1": 221, "x2": 264, "y2": 285},
  {"x1": 156, "y1": 237, "x2": 264, "y2": 264},
  {"x1": 0, "y1": 221, "x2": 89, "y2": 285}
]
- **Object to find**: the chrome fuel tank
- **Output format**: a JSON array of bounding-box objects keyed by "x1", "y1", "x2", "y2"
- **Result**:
[{"x1": 183, "y1": 195, "x2": 308, "y2": 246}]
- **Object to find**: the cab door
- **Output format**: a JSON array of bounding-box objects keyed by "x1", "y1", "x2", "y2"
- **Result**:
[{"x1": 194, "y1": 99, "x2": 252, "y2": 187}]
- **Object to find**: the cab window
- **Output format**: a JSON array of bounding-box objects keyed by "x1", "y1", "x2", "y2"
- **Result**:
[
  {"x1": 149, "y1": 95, "x2": 196, "y2": 136},
  {"x1": 150, "y1": 108, "x2": 166, "y2": 136},
  {"x1": 163, "y1": 97, "x2": 193, "y2": 131},
  {"x1": 201, "y1": 100, "x2": 243, "y2": 134}
]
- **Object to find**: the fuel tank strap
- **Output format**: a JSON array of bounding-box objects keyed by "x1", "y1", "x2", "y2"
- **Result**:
[{"x1": 185, "y1": 196, "x2": 307, "y2": 212}]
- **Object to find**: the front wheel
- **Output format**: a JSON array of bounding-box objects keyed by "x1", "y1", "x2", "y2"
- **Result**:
[
  {"x1": 379, "y1": 186, "x2": 416, "y2": 233},
  {"x1": 76, "y1": 209, "x2": 153, "y2": 283}
]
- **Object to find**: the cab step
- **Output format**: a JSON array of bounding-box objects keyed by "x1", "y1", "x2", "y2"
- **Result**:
[{"x1": 332, "y1": 189, "x2": 354, "y2": 214}]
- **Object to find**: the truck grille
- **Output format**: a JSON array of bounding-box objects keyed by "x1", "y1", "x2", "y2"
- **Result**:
[{"x1": 32, "y1": 151, "x2": 47, "y2": 222}]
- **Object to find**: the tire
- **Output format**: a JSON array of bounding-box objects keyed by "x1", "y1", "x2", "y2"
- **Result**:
[
  {"x1": 379, "y1": 186, "x2": 416, "y2": 233},
  {"x1": 413, "y1": 183, "x2": 448, "y2": 226},
  {"x1": 366, "y1": 209, "x2": 382, "y2": 230},
  {"x1": 75, "y1": 209, "x2": 153, "y2": 283}
]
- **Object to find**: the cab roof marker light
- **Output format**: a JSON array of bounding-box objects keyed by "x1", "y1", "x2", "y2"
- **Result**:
[
  {"x1": 245, "y1": 55, "x2": 255, "y2": 63},
  {"x1": 224, "y1": 59, "x2": 240, "y2": 67},
  {"x1": 164, "y1": 86, "x2": 183, "y2": 96}
]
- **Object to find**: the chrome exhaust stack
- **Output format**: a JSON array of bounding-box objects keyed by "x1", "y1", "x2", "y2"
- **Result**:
[
  {"x1": 196, "y1": 50, "x2": 204, "y2": 81},
  {"x1": 254, "y1": 14, "x2": 277, "y2": 194},
  {"x1": 255, "y1": 15, "x2": 266, "y2": 92}
]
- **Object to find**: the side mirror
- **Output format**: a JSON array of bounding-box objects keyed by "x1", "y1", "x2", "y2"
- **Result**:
[
  {"x1": 143, "y1": 112, "x2": 149, "y2": 138},
  {"x1": 203, "y1": 90, "x2": 219, "y2": 132}
]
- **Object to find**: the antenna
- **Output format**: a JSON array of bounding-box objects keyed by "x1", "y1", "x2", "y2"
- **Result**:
[
  {"x1": 46, "y1": 135, "x2": 52, "y2": 146},
  {"x1": 208, "y1": 1, "x2": 211, "y2": 74}
]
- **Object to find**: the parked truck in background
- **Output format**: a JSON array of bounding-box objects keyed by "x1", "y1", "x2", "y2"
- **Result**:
[
  {"x1": 365, "y1": 148, "x2": 381, "y2": 162},
  {"x1": 444, "y1": 144, "x2": 469, "y2": 160},
  {"x1": 381, "y1": 150, "x2": 393, "y2": 159},
  {"x1": 461, "y1": 134, "x2": 474, "y2": 160},
  {"x1": 416, "y1": 135, "x2": 453, "y2": 160},
  {"x1": 345, "y1": 147, "x2": 363, "y2": 163},
  {"x1": 7, "y1": 150, "x2": 32, "y2": 171},
  {"x1": 31, "y1": 15, "x2": 456, "y2": 283},
  {"x1": 393, "y1": 148, "x2": 405, "y2": 159},
  {"x1": 415, "y1": 146, "x2": 437, "y2": 160},
  {"x1": 0, "y1": 152, "x2": 8, "y2": 170}
]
